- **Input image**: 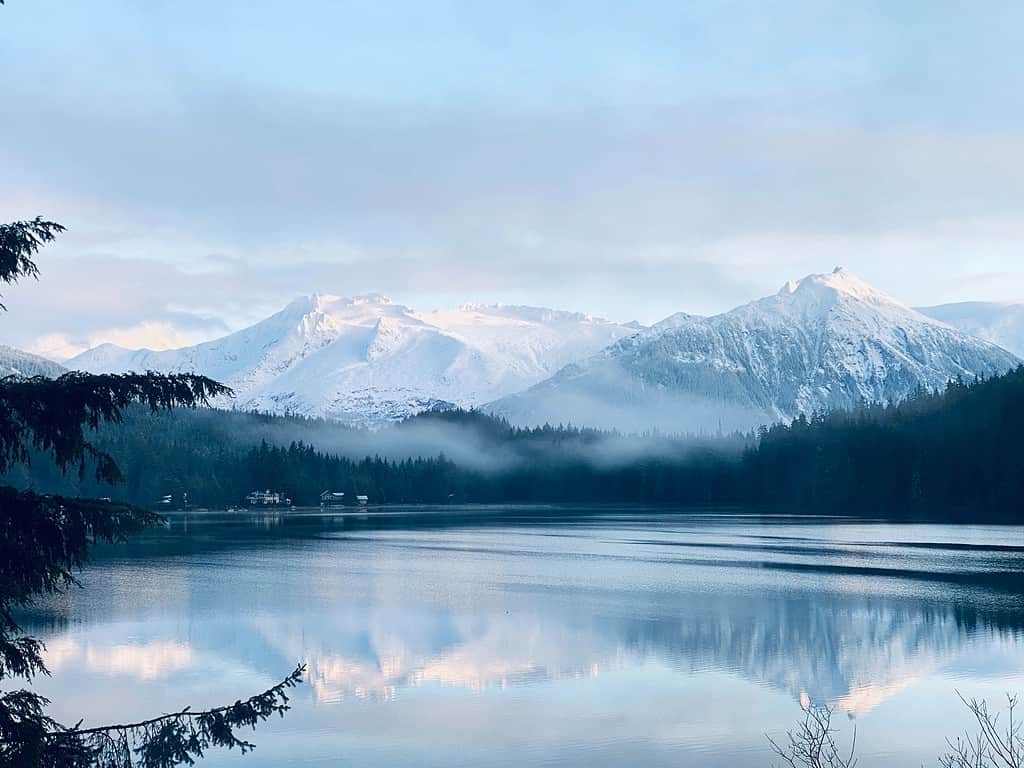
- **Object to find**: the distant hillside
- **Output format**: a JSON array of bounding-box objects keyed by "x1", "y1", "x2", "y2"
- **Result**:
[
  {"x1": 918, "y1": 301, "x2": 1024, "y2": 357},
  {"x1": 0, "y1": 345, "x2": 65, "y2": 378},
  {"x1": 67, "y1": 294, "x2": 636, "y2": 427},
  {"x1": 490, "y1": 268, "x2": 1020, "y2": 434}
]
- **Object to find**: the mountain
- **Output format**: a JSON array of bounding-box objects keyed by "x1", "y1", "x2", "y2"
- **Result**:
[
  {"x1": 0, "y1": 345, "x2": 65, "y2": 378},
  {"x1": 917, "y1": 301, "x2": 1024, "y2": 358},
  {"x1": 68, "y1": 294, "x2": 636, "y2": 426},
  {"x1": 488, "y1": 268, "x2": 1020, "y2": 434}
]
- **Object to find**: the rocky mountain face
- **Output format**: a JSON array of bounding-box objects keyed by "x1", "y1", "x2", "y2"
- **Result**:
[
  {"x1": 0, "y1": 345, "x2": 66, "y2": 378},
  {"x1": 64, "y1": 270, "x2": 1021, "y2": 433},
  {"x1": 488, "y1": 268, "x2": 1020, "y2": 434},
  {"x1": 68, "y1": 294, "x2": 636, "y2": 427}
]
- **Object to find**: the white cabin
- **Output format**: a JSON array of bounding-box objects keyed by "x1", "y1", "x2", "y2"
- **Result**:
[
  {"x1": 320, "y1": 491, "x2": 345, "y2": 509},
  {"x1": 246, "y1": 489, "x2": 290, "y2": 506}
]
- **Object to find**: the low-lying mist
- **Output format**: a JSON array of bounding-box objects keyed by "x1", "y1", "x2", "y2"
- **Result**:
[
  {"x1": 7, "y1": 365, "x2": 1022, "y2": 518},
  {"x1": 153, "y1": 405, "x2": 752, "y2": 474}
]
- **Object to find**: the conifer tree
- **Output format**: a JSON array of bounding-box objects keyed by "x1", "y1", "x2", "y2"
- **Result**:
[{"x1": 0, "y1": 218, "x2": 303, "y2": 767}]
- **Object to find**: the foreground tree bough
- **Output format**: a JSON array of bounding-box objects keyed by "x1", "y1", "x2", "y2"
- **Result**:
[
  {"x1": 0, "y1": 218, "x2": 304, "y2": 766},
  {"x1": 769, "y1": 694, "x2": 1024, "y2": 768},
  {"x1": 43, "y1": 664, "x2": 305, "y2": 768}
]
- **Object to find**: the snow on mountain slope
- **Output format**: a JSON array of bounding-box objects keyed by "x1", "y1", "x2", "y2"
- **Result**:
[
  {"x1": 917, "y1": 301, "x2": 1024, "y2": 358},
  {"x1": 68, "y1": 294, "x2": 636, "y2": 426},
  {"x1": 0, "y1": 345, "x2": 65, "y2": 378},
  {"x1": 488, "y1": 268, "x2": 1021, "y2": 434}
]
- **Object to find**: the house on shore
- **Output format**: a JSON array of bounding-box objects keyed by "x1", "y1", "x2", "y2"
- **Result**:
[
  {"x1": 246, "y1": 489, "x2": 291, "y2": 506},
  {"x1": 320, "y1": 491, "x2": 345, "y2": 510}
]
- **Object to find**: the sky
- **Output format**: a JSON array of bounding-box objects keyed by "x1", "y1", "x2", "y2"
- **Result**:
[{"x1": 2, "y1": 0, "x2": 1024, "y2": 359}]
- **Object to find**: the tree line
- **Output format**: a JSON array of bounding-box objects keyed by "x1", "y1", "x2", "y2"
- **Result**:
[{"x1": 9, "y1": 365, "x2": 1024, "y2": 521}]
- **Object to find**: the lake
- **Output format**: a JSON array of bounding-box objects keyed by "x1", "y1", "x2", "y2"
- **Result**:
[{"x1": 20, "y1": 507, "x2": 1024, "y2": 767}]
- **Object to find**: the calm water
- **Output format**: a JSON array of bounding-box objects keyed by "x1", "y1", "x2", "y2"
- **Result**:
[{"x1": 20, "y1": 507, "x2": 1024, "y2": 766}]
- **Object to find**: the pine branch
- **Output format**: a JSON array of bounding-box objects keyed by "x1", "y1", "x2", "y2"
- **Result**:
[
  {"x1": 67, "y1": 665, "x2": 305, "y2": 737},
  {"x1": 0, "y1": 372, "x2": 233, "y2": 481},
  {"x1": 0, "y1": 488, "x2": 160, "y2": 607},
  {"x1": 45, "y1": 665, "x2": 306, "y2": 768},
  {"x1": 0, "y1": 217, "x2": 64, "y2": 308}
]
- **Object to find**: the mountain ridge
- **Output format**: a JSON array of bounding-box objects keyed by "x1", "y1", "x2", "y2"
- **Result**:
[
  {"x1": 68, "y1": 295, "x2": 637, "y2": 427},
  {"x1": 64, "y1": 271, "x2": 1022, "y2": 432},
  {"x1": 0, "y1": 345, "x2": 67, "y2": 378},
  {"x1": 488, "y1": 268, "x2": 1020, "y2": 433},
  {"x1": 917, "y1": 300, "x2": 1024, "y2": 358}
]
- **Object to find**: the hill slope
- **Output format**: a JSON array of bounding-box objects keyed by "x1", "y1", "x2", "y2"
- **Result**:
[
  {"x1": 69, "y1": 295, "x2": 636, "y2": 426},
  {"x1": 0, "y1": 345, "x2": 65, "y2": 378},
  {"x1": 917, "y1": 301, "x2": 1024, "y2": 357},
  {"x1": 489, "y1": 268, "x2": 1020, "y2": 433}
]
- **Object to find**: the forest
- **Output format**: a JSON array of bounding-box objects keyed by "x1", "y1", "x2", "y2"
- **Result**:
[{"x1": 5, "y1": 365, "x2": 1023, "y2": 521}]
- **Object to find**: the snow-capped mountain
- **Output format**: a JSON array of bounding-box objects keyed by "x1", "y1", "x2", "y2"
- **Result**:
[
  {"x1": 488, "y1": 268, "x2": 1020, "y2": 434},
  {"x1": 917, "y1": 301, "x2": 1024, "y2": 358},
  {"x1": 0, "y1": 345, "x2": 66, "y2": 378},
  {"x1": 68, "y1": 294, "x2": 637, "y2": 426}
]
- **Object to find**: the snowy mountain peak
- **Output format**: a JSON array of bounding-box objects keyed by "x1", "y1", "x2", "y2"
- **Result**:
[
  {"x1": 69, "y1": 296, "x2": 637, "y2": 426},
  {"x1": 89, "y1": 341, "x2": 131, "y2": 354},
  {"x1": 779, "y1": 267, "x2": 903, "y2": 308},
  {"x1": 341, "y1": 292, "x2": 392, "y2": 307},
  {"x1": 289, "y1": 291, "x2": 395, "y2": 315},
  {"x1": 489, "y1": 270, "x2": 1020, "y2": 434},
  {"x1": 651, "y1": 311, "x2": 703, "y2": 332},
  {"x1": 66, "y1": 274, "x2": 1021, "y2": 432}
]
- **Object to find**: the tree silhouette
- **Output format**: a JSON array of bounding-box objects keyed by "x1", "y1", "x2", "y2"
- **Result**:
[{"x1": 0, "y1": 218, "x2": 303, "y2": 766}]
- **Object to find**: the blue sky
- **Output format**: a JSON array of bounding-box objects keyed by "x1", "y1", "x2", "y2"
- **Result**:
[{"x1": 2, "y1": 1, "x2": 1024, "y2": 357}]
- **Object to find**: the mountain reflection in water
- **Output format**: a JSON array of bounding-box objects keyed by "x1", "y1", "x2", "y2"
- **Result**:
[{"x1": 20, "y1": 508, "x2": 1024, "y2": 767}]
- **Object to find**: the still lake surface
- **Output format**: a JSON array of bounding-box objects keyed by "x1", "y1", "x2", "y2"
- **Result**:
[{"x1": 21, "y1": 507, "x2": 1024, "y2": 766}]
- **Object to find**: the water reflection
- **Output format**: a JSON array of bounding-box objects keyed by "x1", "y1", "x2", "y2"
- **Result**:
[
  {"x1": 45, "y1": 637, "x2": 192, "y2": 680},
  {"x1": 236, "y1": 595, "x2": 1016, "y2": 714},
  {"x1": 21, "y1": 510, "x2": 1024, "y2": 765}
]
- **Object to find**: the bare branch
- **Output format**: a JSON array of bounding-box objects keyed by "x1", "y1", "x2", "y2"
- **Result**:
[{"x1": 767, "y1": 702, "x2": 857, "y2": 768}]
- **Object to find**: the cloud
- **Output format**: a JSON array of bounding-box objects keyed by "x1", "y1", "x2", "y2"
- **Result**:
[
  {"x1": 0, "y1": 253, "x2": 237, "y2": 355},
  {"x1": 31, "y1": 322, "x2": 205, "y2": 360},
  {"x1": 9, "y1": 90, "x2": 1024, "y2": 248},
  {"x1": 2, "y1": 1, "x2": 1024, "y2": 352}
]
